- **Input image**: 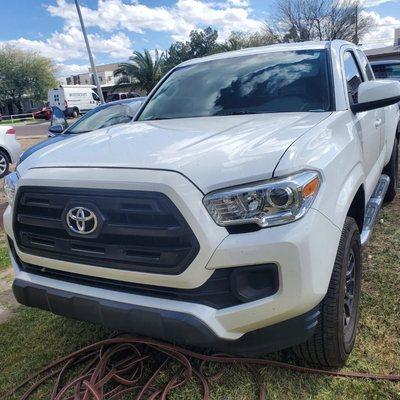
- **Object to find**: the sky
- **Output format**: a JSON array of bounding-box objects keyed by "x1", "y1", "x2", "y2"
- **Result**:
[{"x1": 0, "y1": 0, "x2": 399, "y2": 77}]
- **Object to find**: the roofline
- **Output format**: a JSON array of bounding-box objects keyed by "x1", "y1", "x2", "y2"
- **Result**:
[{"x1": 178, "y1": 40, "x2": 352, "y2": 67}]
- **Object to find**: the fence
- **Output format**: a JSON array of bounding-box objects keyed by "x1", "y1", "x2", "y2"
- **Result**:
[{"x1": 0, "y1": 112, "x2": 34, "y2": 124}]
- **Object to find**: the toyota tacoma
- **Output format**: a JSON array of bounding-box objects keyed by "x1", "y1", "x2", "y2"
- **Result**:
[{"x1": 4, "y1": 41, "x2": 400, "y2": 368}]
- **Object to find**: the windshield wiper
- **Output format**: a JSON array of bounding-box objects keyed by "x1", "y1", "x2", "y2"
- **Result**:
[
  {"x1": 147, "y1": 117, "x2": 174, "y2": 120},
  {"x1": 65, "y1": 130, "x2": 90, "y2": 135},
  {"x1": 217, "y1": 110, "x2": 261, "y2": 116}
]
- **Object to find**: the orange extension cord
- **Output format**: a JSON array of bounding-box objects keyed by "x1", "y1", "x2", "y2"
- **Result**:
[{"x1": 4, "y1": 336, "x2": 400, "y2": 400}]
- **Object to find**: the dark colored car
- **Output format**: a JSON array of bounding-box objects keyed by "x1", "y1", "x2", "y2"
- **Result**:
[
  {"x1": 48, "y1": 97, "x2": 146, "y2": 137},
  {"x1": 371, "y1": 60, "x2": 400, "y2": 81},
  {"x1": 19, "y1": 97, "x2": 145, "y2": 165},
  {"x1": 106, "y1": 92, "x2": 141, "y2": 102}
]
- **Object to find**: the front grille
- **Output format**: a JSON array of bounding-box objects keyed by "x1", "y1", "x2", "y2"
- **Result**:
[{"x1": 14, "y1": 186, "x2": 199, "y2": 274}]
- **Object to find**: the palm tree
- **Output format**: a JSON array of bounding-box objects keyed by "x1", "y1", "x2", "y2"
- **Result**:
[{"x1": 113, "y1": 49, "x2": 164, "y2": 94}]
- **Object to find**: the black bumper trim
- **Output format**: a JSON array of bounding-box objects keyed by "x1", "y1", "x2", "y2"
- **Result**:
[{"x1": 13, "y1": 278, "x2": 319, "y2": 356}]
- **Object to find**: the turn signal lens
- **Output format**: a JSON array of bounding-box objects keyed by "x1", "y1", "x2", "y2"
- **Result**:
[
  {"x1": 303, "y1": 176, "x2": 320, "y2": 198},
  {"x1": 6, "y1": 128, "x2": 15, "y2": 135}
]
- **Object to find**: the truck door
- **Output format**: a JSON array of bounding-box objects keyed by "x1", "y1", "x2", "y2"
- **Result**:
[
  {"x1": 343, "y1": 50, "x2": 382, "y2": 200},
  {"x1": 356, "y1": 49, "x2": 386, "y2": 161}
]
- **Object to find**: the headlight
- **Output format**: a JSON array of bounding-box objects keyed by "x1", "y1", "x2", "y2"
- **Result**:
[
  {"x1": 203, "y1": 171, "x2": 321, "y2": 228},
  {"x1": 4, "y1": 172, "x2": 19, "y2": 205}
]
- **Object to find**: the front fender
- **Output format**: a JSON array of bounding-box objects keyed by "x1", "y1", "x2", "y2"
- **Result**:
[{"x1": 274, "y1": 111, "x2": 365, "y2": 231}]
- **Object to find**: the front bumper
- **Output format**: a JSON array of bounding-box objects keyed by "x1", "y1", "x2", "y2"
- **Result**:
[
  {"x1": 5, "y1": 167, "x2": 341, "y2": 344},
  {"x1": 12, "y1": 277, "x2": 319, "y2": 356}
]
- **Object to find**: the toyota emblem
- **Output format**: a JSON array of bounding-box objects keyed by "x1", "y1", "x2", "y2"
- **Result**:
[{"x1": 66, "y1": 206, "x2": 98, "y2": 235}]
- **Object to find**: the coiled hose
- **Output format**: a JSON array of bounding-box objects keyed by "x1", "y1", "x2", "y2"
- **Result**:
[{"x1": 4, "y1": 335, "x2": 400, "y2": 400}]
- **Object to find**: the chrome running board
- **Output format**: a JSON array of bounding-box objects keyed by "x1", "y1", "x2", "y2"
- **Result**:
[{"x1": 360, "y1": 174, "x2": 390, "y2": 246}]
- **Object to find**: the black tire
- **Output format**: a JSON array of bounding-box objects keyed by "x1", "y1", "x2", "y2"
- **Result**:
[
  {"x1": 72, "y1": 108, "x2": 79, "y2": 118},
  {"x1": 0, "y1": 150, "x2": 10, "y2": 178},
  {"x1": 294, "y1": 217, "x2": 362, "y2": 368},
  {"x1": 383, "y1": 137, "x2": 398, "y2": 203}
]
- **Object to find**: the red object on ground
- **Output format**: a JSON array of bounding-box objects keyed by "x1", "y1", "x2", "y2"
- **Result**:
[{"x1": 33, "y1": 107, "x2": 52, "y2": 120}]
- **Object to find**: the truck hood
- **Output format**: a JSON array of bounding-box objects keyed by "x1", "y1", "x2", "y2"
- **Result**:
[{"x1": 18, "y1": 113, "x2": 330, "y2": 193}]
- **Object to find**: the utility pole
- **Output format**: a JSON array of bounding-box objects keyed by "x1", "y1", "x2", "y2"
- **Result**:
[
  {"x1": 74, "y1": 0, "x2": 105, "y2": 103},
  {"x1": 354, "y1": 4, "x2": 359, "y2": 45}
]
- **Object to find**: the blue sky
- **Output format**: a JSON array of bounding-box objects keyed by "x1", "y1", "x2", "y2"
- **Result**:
[{"x1": 0, "y1": 0, "x2": 399, "y2": 77}]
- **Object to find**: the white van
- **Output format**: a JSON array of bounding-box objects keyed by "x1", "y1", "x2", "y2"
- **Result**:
[{"x1": 48, "y1": 85, "x2": 101, "y2": 117}]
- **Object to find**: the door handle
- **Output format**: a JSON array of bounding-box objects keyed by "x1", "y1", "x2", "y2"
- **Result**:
[{"x1": 374, "y1": 118, "x2": 382, "y2": 128}]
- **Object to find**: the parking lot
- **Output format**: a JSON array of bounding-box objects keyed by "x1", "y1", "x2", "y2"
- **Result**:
[{"x1": 13, "y1": 120, "x2": 49, "y2": 138}]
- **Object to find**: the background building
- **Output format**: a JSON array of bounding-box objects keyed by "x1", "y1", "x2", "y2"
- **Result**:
[
  {"x1": 365, "y1": 29, "x2": 400, "y2": 62},
  {"x1": 63, "y1": 63, "x2": 137, "y2": 100}
]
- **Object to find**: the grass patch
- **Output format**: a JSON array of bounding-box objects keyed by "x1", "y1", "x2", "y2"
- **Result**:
[
  {"x1": 0, "y1": 202, "x2": 399, "y2": 399},
  {"x1": 0, "y1": 118, "x2": 34, "y2": 125},
  {"x1": 0, "y1": 237, "x2": 10, "y2": 272}
]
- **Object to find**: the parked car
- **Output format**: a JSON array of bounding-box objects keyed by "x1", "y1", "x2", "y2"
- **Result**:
[
  {"x1": 48, "y1": 85, "x2": 101, "y2": 118},
  {"x1": 48, "y1": 97, "x2": 146, "y2": 137},
  {"x1": 106, "y1": 92, "x2": 141, "y2": 102},
  {"x1": 5, "y1": 41, "x2": 400, "y2": 368},
  {"x1": 18, "y1": 98, "x2": 146, "y2": 165},
  {"x1": 371, "y1": 60, "x2": 400, "y2": 81},
  {"x1": 33, "y1": 107, "x2": 52, "y2": 120},
  {"x1": 0, "y1": 125, "x2": 22, "y2": 178}
]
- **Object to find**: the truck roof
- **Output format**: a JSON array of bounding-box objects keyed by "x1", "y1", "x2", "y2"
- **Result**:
[{"x1": 180, "y1": 40, "x2": 352, "y2": 67}]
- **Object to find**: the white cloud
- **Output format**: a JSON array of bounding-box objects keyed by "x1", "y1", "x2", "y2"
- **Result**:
[
  {"x1": 46, "y1": 0, "x2": 262, "y2": 41},
  {"x1": 361, "y1": 10, "x2": 400, "y2": 48},
  {"x1": 0, "y1": 27, "x2": 132, "y2": 63},
  {"x1": 174, "y1": 0, "x2": 262, "y2": 40},
  {"x1": 227, "y1": 0, "x2": 250, "y2": 6},
  {"x1": 362, "y1": 0, "x2": 395, "y2": 7},
  {"x1": 55, "y1": 63, "x2": 88, "y2": 77}
]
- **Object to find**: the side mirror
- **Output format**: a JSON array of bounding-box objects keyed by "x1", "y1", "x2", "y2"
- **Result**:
[
  {"x1": 48, "y1": 124, "x2": 64, "y2": 135},
  {"x1": 351, "y1": 80, "x2": 400, "y2": 113}
]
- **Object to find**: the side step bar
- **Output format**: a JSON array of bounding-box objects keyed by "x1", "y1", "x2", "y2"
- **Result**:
[{"x1": 360, "y1": 174, "x2": 390, "y2": 246}]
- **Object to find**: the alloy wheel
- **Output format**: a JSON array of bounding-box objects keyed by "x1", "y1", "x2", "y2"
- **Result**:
[{"x1": 343, "y1": 249, "x2": 356, "y2": 330}]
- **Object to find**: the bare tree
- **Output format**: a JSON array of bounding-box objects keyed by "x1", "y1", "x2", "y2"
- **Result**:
[{"x1": 274, "y1": 0, "x2": 374, "y2": 43}]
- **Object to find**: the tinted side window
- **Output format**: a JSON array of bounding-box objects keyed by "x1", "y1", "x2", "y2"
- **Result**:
[
  {"x1": 356, "y1": 50, "x2": 374, "y2": 80},
  {"x1": 371, "y1": 65, "x2": 387, "y2": 79},
  {"x1": 343, "y1": 51, "x2": 363, "y2": 105}
]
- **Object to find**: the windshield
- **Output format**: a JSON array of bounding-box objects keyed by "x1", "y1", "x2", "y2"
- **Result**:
[
  {"x1": 66, "y1": 102, "x2": 142, "y2": 134},
  {"x1": 372, "y1": 63, "x2": 400, "y2": 80},
  {"x1": 138, "y1": 50, "x2": 331, "y2": 121}
]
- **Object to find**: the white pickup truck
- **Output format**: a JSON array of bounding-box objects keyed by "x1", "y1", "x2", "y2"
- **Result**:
[{"x1": 4, "y1": 41, "x2": 400, "y2": 368}]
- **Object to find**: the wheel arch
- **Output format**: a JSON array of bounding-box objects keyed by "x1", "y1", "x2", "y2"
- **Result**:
[
  {"x1": 346, "y1": 185, "x2": 365, "y2": 233},
  {"x1": 0, "y1": 146, "x2": 12, "y2": 163}
]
